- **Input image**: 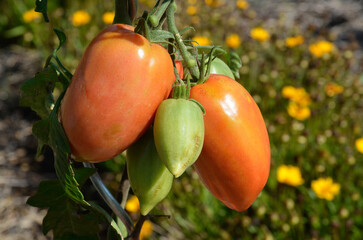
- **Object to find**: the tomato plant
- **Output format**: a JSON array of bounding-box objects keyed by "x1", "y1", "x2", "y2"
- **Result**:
[
  {"x1": 190, "y1": 74, "x2": 270, "y2": 211},
  {"x1": 60, "y1": 24, "x2": 175, "y2": 163},
  {"x1": 23, "y1": 0, "x2": 270, "y2": 238}
]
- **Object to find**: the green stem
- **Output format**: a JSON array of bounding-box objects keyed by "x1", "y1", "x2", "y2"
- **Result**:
[
  {"x1": 149, "y1": 0, "x2": 171, "y2": 27},
  {"x1": 113, "y1": 0, "x2": 133, "y2": 25},
  {"x1": 166, "y1": 0, "x2": 199, "y2": 80}
]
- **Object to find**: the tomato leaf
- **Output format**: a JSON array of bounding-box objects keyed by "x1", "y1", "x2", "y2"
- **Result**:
[
  {"x1": 32, "y1": 117, "x2": 51, "y2": 159},
  {"x1": 149, "y1": 30, "x2": 174, "y2": 43},
  {"x1": 48, "y1": 106, "x2": 90, "y2": 206},
  {"x1": 19, "y1": 66, "x2": 57, "y2": 119},
  {"x1": 27, "y1": 168, "x2": 102, "y2": 239},
  {"x1": 53, "y1": 28, "x2": 66, "y2": 52},
  {"x1": 35, "y1": 0, "x2": 49, "y2": 22}
]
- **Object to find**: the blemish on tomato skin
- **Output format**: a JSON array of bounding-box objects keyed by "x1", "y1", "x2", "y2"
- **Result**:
[{"x1": 103, "y1": 124, "x2": 123, "y2": 139}]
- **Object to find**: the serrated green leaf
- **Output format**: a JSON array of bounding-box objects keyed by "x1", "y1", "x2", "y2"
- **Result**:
[
  {"x1": 27, "y1": 168, "x2": 102, "y2": 239},
  {"x1": 43, "y1": 200, "x2": 100, "y2": 238},
  {"x1": 20, "y1": 66, "x2": 57, "y2": 119},
  {"x1": 149, "y1": 30, "x2": 174, "y2": 43},
  {"x1": 27, "y1": 180, "x2": 66, "y2": 208},
  {"x1": 32, "y1": 117, "x2": 51, "y2": 158},
  {"x1": 74, "y1": 168, "x2": 97, "y2": 186},
  {"x1": 47, "y1": 105, "x2": 89, "y2": 205},
  {"x1": 35, "y1": 0, "x2": 49, "y2": 22},
  {"x1": 53, "y1": 28, "x2": 66, "y2": 52}
]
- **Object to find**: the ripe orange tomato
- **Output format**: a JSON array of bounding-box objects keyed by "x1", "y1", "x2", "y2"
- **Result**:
[
  {"x1": 190, "y1": 74, "x2": 270, "y2": 211},
  {"x1": 60, "y1": 24, "x2": 175, "y2": 162}
]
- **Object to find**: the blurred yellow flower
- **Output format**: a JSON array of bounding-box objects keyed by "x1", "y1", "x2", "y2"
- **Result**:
[
  {"x1": 356, "y1": 138, "x2": 363, "y2": 154},
  {"x1": 287, "y1": 102, "x2": 311, "y2": 121},
  {"x1": 186, "y1": 6, "x2": 198, "y2": 15},
  {"x1": 188, "y1": 0, "x2": 197, "y2": 4},
  {"x1": 277, "y1": 165, "x2": 304, "y2": 187},
  {"x1": 102, "y1": 12, "x2": 115, "y2": 24},
  {"x1": 250, "y1": 27, "x2": 270, "y2": 42},
  {"x1": 309, "y1": 41, "x2": 334, "y2": 58},
  {"x1": 282, "y1": 86, "x2": 311, "y2": 107},
  {"x1": 72, "y1": 10, "x2": 91, "y2": 27},
  {"x1": 226, "y1": 34, "x2": 241, "y2": 49},
  {"x1": 282, "y1": 86, "x2": 297, "y2": 99},
  {"x1": 311, "y1": 177, "x2": 340, "y2": 200},
  {"x1": 23, "y1": 9, "x2": 42, "y2": 23},
  {"x1": 192, "y1": 36, "x2": 211, "y2": 46},
  {"x1": 125, "y1": 195, "x2": 140, "y2": 213},
  {"x1": 325, "y1": 83, "x2": 344, "y2": 97},
  {"x1": 285, "y1": 36, "x2": 304, "y2": 48},
  {"x1": 205, "y1": 0, "x2": 225, "y2": 7},
  {"x1": 140, "y1": 220, "x2": 153, "y2": 240},
  {"x1": 236, "y1": 0, "x2": 250, "y2": 10}
]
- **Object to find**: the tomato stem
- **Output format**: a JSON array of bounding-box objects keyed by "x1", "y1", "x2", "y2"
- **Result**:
[
  {"x1": 166, "y1": 0, "x2": 200, "y2": 81},
  {"x1": 82, "y1": 162, "x2": 134, "y2": 236},
  {"x1": 113, "y1": 0, "x2": 137, "y2": 25},
  {"x1": 149, "y1": 0, "x2": 171, "y2": 27}
]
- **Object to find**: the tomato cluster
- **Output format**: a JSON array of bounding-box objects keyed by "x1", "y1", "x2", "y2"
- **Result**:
[{"x1": 60, "y1": 24, "x2": 270, "y2": 214}]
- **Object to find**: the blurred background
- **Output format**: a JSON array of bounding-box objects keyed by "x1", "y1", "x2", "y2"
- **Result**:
[{"x1": 1, "y1": 0, "x2": 363, "y2": 239}]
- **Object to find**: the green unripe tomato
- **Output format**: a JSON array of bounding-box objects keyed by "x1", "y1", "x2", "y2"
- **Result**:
[
  {"x1": 154, "y1": 99, "x2": 205, "y2": 177},
  {"x1": 209, "y1": 57, "x2": 235, "y2": 80},
  {"x1": 126, "y1": 128, "x2": 173, "y2": 215}
]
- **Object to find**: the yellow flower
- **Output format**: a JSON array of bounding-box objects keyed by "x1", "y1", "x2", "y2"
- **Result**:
[
  {"x1": 287, "y1": 102, "x2": 311, "y2": 121},
  {"x1": 311, "y1": 177, "x2": 340, "y2": 200},
  {"x1": 72, "y1": 10, "x2": 91, "y2": 27},
  {"x1": 23, "y1": 9, "x2": 42, "y2": 23},
  {"x1": 309, "y1": 41, "x2": 334, "y2": 58},
  {"x1": 236, "y1": 0, "x2": 250, "y2": 10},
  {"x1": 325, "y1": 83, "x2": 344, "y2": 97},
  {"x1": 282, "y1": 86, "x2": 311, "y2": 107},
  {"x1": 205, "y1": 0, "x2": 225, "y2": 7},
  {"x1": 186, "y1": 6, "x2": 198, "y2": 15},
  {"x1": 226, "y1": 33, "x2": 241, "y2": 49},
  {"x1": 188, "y1": 0, "x2": 197, "y2": 4},
  {"x1": 192, "y1": 36, "x2": 211, "y2": 46},
  {"x1": 125, "y1": 195, "x2": 140, "y2": 213},
  {"x1": 250, "y1": 27, "x2": 270, "y2": 42},
  {"x1": 356, "y1": 138, "x2": 363, "y2": 154},
  {"x1": 140, "y1": 220, "x2": 153, "y2": 239},
  {"x1": 277, "y1": 165, "x2": 304, "y2": 187},
  {"x1": 102, "y1": 11, "x2": 115, "y2": 24},
  {"x1": 282, "y1": 86, "x2": 297, "y2": 99},
  {"x1": 285, "y1": 36, "x2": 304, "y2": 48}
]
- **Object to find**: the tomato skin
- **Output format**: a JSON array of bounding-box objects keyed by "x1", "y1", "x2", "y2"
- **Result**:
[
  {"x1": 60, "y1": 24, "x2": 175, "y2": 162},
  {"x1": 190, "y1": 74, "x2": 270, "y2": 211},
  {"x1": 127, "y1": 128, "x2": 173, "y2": 215},
  {"x1": 153, "y1": 99, "x2": 204, "y2": 177},
  {"x1": 175, "y1": 60, "x2": 184, "y2": 79},
  {"x1": 209, "y1": 58, "x2": 235, "y2": 80}
]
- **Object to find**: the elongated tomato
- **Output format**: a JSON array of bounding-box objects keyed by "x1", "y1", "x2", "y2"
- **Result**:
[
  {"x1": 190, "y1": 74, "x2": 270, "y2": 211},
  {"x1": 60, "y1": 24, "x2": 175, "y2": 162}
]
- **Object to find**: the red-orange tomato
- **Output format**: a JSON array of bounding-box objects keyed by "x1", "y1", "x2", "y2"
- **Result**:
[
  {"x1": 60, "y1": 24, "x2": 175, "y2": 162},
  {"x1": 190, "y1": 74, "x2": 270, "y2": 211}
]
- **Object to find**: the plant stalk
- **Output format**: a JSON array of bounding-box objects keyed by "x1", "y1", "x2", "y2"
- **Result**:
[{"x1": 83, "y1": 162, "x2": 134, "y2": 235}]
